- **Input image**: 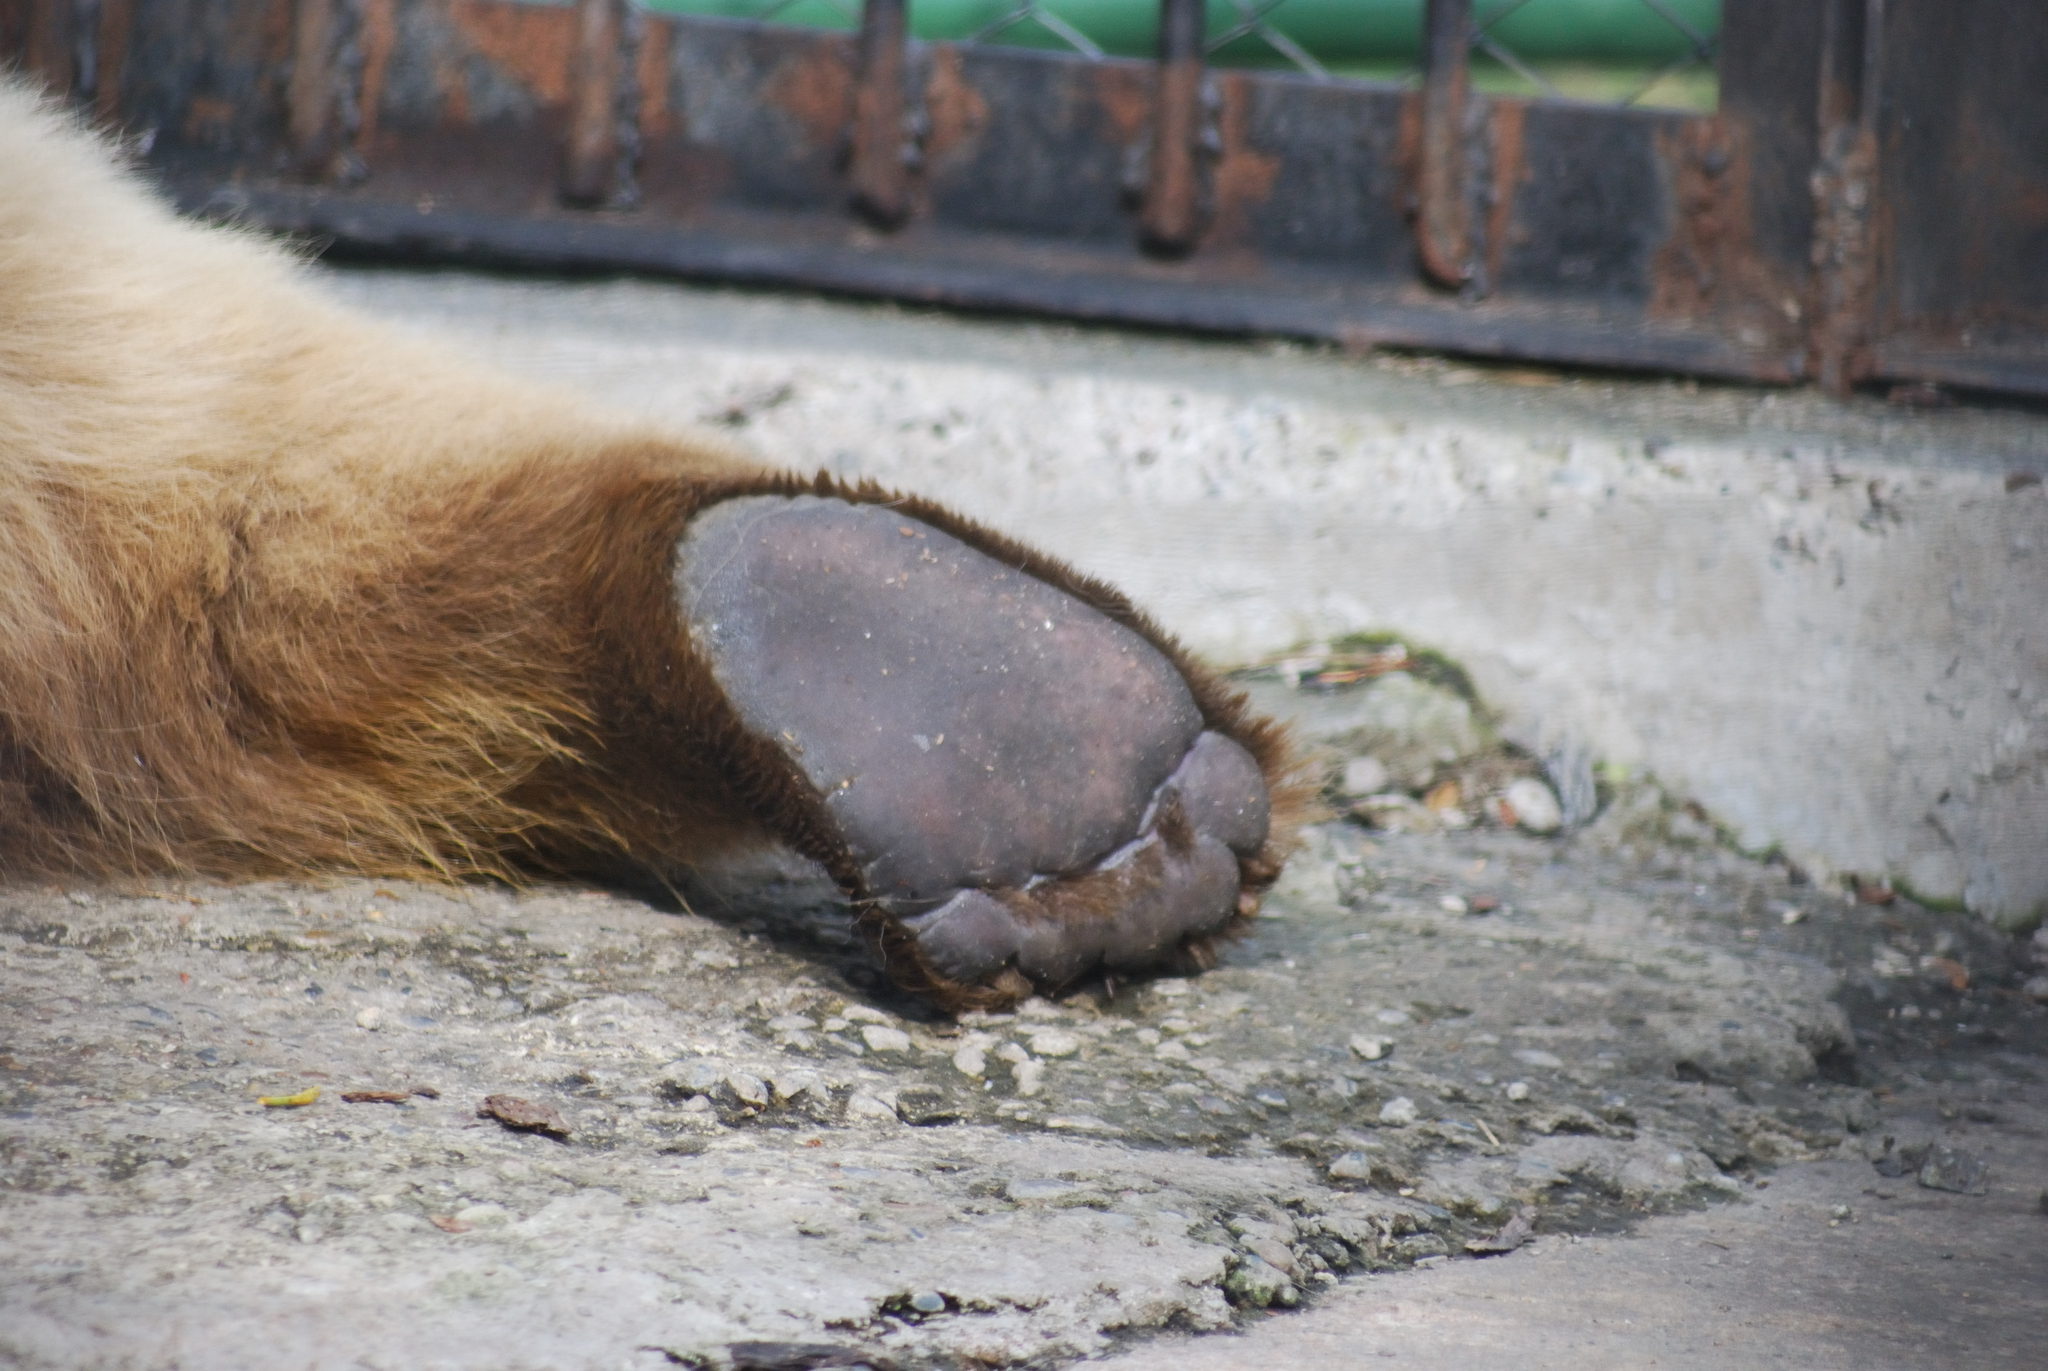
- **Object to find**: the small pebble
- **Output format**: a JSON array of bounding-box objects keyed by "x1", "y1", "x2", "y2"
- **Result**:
[
  {"x1": 909, "y1": 1291, "x2": 946, "y2": 1314},
  {"x1": 1339, "y1": 756, "x2": 1390, "y2": 798},
  {"x1": 1023, "y1": 1029, "x2": 1080, "y2": 1058},
  {"x1": 1012, "y1": 1059, "x2": 1046, "y2": 1097},
  {"x1": 770, "y1": 1072, "x2": 820, "y2": 1103},
  {"x1": 675, "y1": 1060, "x2": 723, "y2": 1092},
  {"x1": 1439, "y1": 895, "x2": 1469, "y2": 915},
  {"x1": 1500, "y1": 778, "x2": 1563, "y2": 834},
  {"x1": 478, "y1": 1094, "x2": 569, "y2": 1137},
  {"x1": 1505, "y1": 1081, "x2": 1532, "y2": 1102},
  {"x1": 1513, "y1": 1048, "x2": 1564, "y2": 1069},
  {"x1": 1349, "y1": 1034, "x2": 1393, "y2": 1061},
  {"x1": 1329, "y1": 1151, "x2": 1372, "y2": 1180},
  {"x1": 725, "y1": 1072, "x2": 769, "y2": 1109},
  {"x1": 1918, "y1": 1142, "x2": 1990, "y2": 1194},
  {"x1": 894, "y1": 1086, "x2": 962, "y2": 1126},
  {"x1": 951, "y1": 1044, "x2": 987, "y2": 1077},
  {"x1": 1352, "y1": 794, "x2": 1437, "y2": 833},
  {"x1": 842, "y1": 1004, "x2": 892, "y2": 1025},
  {"x1": 860, "y1": 1024, "x2": 912, "y2": 1054},
  {"x1": 845, "y1": 1093, "x2": 900, "y2": 1123},
  {"x1": 354, "y1": 1006, "x2": 382, "y2": 1030},
  {"x1": 1378, "y1": 1096, "x2": 1419, "y2": 1126}
]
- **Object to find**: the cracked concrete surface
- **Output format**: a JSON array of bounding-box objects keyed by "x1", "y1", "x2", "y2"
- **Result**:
[
  {"x1": 4, "y1": 272, "x2": 2045, "y2": 1369},
  {"x1": 5, "y1": 795, "x2": 2042, "y2": 1367}
]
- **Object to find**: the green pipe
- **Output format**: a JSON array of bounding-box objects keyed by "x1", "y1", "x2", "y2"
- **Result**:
[{"x1": 639, "y1": 0, "x2": 1721, "y2": 65}]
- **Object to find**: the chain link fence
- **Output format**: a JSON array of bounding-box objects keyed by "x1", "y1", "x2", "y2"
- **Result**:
[{"x1": 635, "y1": 0, "x2": 1718, "y2": 109}]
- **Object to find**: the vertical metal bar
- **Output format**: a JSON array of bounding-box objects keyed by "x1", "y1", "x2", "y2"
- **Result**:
[
  {"x1": 849, "y1": 0, "x2": 910, "y2": 228},
  {"x1": 1810, "y1": 0, "x2": 1882, "y2": 395},
  {"x1": 1415, "y1": 0, "x2": 1471, "y2": 288},
  {"x1": 1857, "y1": 0, "x2": 1883, "y2": 141},
  {"x1": 23, "y1": 0, "x2": 77, "y2": 96},
  {"x1": 287, "y1": 0, "x2": 338, "y2": 179},
  {"x1": 1139, "y1": 0, "x2": 1204, "y2": 255},
  {"x1": 563, "y1": 0, "x2": 624, "y2": 207},
  {"x1": 92, "y1": 0, "x2": 131, "y2": 123}
]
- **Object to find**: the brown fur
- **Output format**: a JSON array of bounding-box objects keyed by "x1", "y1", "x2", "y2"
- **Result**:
[{"x1": 0, "y1": 83, "x2": 1302, "y2": 1006}]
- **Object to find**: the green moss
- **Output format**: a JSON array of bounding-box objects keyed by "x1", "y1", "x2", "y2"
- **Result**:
[
  {"x1": 1325, "y1": 631, "x2": 1481, "y2": 706},
  {"x1": 1891, "y1": 879, "x2": 1970, "y2": 917}
]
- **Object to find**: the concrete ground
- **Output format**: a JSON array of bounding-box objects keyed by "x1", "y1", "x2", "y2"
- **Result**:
[
  {"x1": 3, "y1": 271, "x2": 2046, "y2": 1369},
  {"x1": 5, "y1": 809, "x2": 2043, "y2": 1369},
  {"x1": 1100, "y1": 1086, "x2": 2048, "y2": 1371}
]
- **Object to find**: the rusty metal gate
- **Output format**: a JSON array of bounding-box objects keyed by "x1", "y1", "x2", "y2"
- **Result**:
[{"x1": 4, "y1": 0, "x2": 2044, "y2": 397}]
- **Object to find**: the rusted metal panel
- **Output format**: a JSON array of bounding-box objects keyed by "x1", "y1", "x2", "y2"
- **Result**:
[
  {"x1": 921, "y1": 46, "x2": 1147, "y2": 245},
  {"x1": 1209, "y1": 72, "x2": 1410, "y2": 275},
  {"x1": 8, "y1": 0, "x2": 2042, "y2": 397},
  {"x1": 638, "y1": 16, "x2": 855, "y2": 216},
  {"x1": 344, "y1": 0, "x2": 581, "y2": 217},
  {"x1": 1865, "y1": 0, "x2": 2048, "y2": 397},
  {"x1": 6, "y1": 0, "x2": 79, "y2": 97},
  {"x1": 1717, "y1": 0, "x2": 1826, "y2": 292},
  {"x1": 115, "y1": 0, "x2": 294, "y2": 158},
  {"x1": 1498, "y1": 102, "x2": 1668, "y2": 304}
]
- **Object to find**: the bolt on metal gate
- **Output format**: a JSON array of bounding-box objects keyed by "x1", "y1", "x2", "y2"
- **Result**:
[{"x1": 4, "y1": 0, "x2": 2043, "y2": 397}]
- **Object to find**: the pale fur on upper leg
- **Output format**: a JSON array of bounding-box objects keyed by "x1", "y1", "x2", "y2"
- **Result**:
[{"x1": 0, "y1": 79, "x2": 760, "y2": 878}]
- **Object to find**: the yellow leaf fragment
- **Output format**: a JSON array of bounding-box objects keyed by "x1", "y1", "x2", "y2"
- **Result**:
[{"x1": 259, "y1": 1087, "x2": 321, "y2": 1107}]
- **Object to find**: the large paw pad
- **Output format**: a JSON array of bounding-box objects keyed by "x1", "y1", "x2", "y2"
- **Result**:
[{"x1": 676, "y1": 494, "x2": 1277, "y2": 1001}]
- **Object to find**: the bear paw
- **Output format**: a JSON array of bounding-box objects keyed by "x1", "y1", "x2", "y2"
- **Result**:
[{"x1": 675, "y1": 493, "x2": 1282, "y2": 1008}]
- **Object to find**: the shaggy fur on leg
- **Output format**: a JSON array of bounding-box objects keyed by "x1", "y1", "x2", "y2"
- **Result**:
[{"x1": 0, "y1": 82, "x2": 1301, "y2": 1008}]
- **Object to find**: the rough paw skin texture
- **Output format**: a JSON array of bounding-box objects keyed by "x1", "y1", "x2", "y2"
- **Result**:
[{"x1": 0, "y1": 82, "x2": 1300, "y2": 1012}]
